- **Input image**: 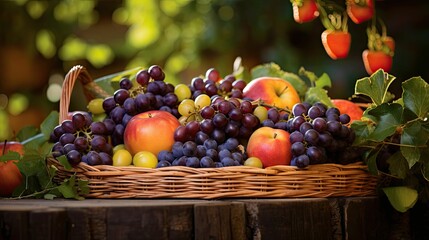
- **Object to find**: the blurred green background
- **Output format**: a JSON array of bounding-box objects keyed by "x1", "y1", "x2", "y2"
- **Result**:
[{"x1": 1, "y1": 0, "x2": 428, "y2": 140}]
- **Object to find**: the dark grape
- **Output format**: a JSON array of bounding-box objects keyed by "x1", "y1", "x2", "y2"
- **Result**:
[
  {"x1": 163, "y1": 93, "x2": 178, "y2": 107},
  {"x1": 113, "y1": 89, "x2": 130, "y2": 105},
  {"x1": 148, "y1": 65, "x2": 165, "y2": 81},
  {"x1": 327, "y1": 120, "x2": 342, "y2": 136},
  {"x1": 312, "y1": 117, "x2": 327, "y2": 132},
  {"x1": 63, "y1": 143, "x2": 76, "y2": 153},
  {"x1": 339, "y1": 114, "x2": 351, "y2": 124},
  {"x1": 200, "y1": 106, "x2": 215, "y2": 119},
  {"x1": 232, "y1": 79, "x2": 246, "y2": 90},
  {"x1": 240, "y1": 100, "x2": 253, "y2": 114},
  {"x1": 204, "y1": 139, "x2": 218, "y2": 150},
  {"x1": 212, "y1": 113, "x2": 228, "y2": 128},
  {"x1": 174, "y1": 125, "x2": 188, "y2": 143},
  {"x1": 86, "y1": 151, "x2": 102, "y2": 166},
  {"x1": 147, "y1": 81, "x2": 161, "y2": 95},
  {"x1": 99, "y1": 152, "x2": 113, "y2": 165},
  {"x1": 191, "y1": 77, "x2": 205, "y2": 91},
  {"x1": 102, "y1": 96, "x2": 117, "y2": 113},
  {"x1": 224, "y1": 121, "x2": 240, "y2": 138},
  {"x1": 172, "y1": 142, "x2": 184, "y2": 158},
  {"x1": 72, "y1": 113, "x2": 86, "y2": 130},
  {"x1": 123, "y1": 98, "x2": 137, "y2": 115},
  {"x1": 221, "y1": 157, "x2": 236, "y2": 167},
  {"x1": 225, "y1": 138, "x2": 239, "y2": 151},
  {"x1": 66, "y1": 150, "x2": 81, "y2": 165},
  {"x1": 295, "y1": 154, "x2": 310, "y2": 168},
  {"x1": 292, "y1": 103, "x2": 307, "y2": 116},
  {"x1": 74, "y1": 137, "x2": 88, "y2": 152},
  {"x1": 267, "y1": 108, "x2": 280, "y2": 122},
  {"x1": 195, "y1": 131, "x2": 210, "y2": 145},
  {"x1": 110, "y1": 106, "x2": 126, "y2": 124},
  {"x1": 211, "y1": 129, "x2": 226, "y2": 144},
  {"x1": 136, "y1": 69, "x2": 151, "y2": 86},
  {"x1": 308, "y1": 106, "x2": 322, "y2": 119},
  {"x1": 206, "y1": 68, "x2": 220, "y2": 82},
  {"x1": 299, "y1": 122, "x2": 313, "y2": 134},
  {"x1": 241, "y1": 113, "x2": 259, "y2": 129},
  {"x1": 59, "y1": 133, "x2": 75, "y2": 145},
  {"x1": 90, "y1": 122, "x2": 108, "y2": 135},
  {"x1": 291, "y1": 142, "x2": 306, "y2": 156},
  {"x1": 200, "y1": 156, "x2": 215, "y2": 168},
  {"x1": 172, "y1": 156, "x2": 187, "y2": 166},
  {"x1": 158, "y1": 150, "x2": 174, "y2": 163},
  {"x1": 182, "y1": 141, "x2": 197, "y2": 157},
  {"x1": 186, "y1": 157, "x2": 200, "y2": 168},
  {"x1": 61, "y1": 120, "x2": 75, "y2": 133},
  {"x1": 119, "y1": 77, "x2": 133, "y2": 90},
  {"x1": 200, "y1": 119, "x2": 214, "y2": 134},
  {"x1": 304, "y1": 129, "x2": 319, "y2": 146},
  {"x1": 290, "y1": 131, "x2": 304, "y2": 144},
  {"x1": 205, "y1": 148, "x2": 218, "y2": 161}
]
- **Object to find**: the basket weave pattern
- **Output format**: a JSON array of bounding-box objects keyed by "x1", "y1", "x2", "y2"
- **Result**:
[{"x1": 48, "y1": 65, "x2": 378, "y2": 199}]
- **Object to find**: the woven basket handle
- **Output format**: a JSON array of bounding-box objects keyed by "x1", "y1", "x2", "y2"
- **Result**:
[{"x1": 59, "y1": 65, "x2": 109, "y2": 123}]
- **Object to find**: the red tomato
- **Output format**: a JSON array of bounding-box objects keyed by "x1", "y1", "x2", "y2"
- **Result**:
[
  {"x1": 346, "y1": 0, "x2": 374, "y2": 24},
  {"x1": 321, "y1": 30, "x2": 351, "y2": 60},
  {"x1": 362, "y1": 50, "x2": 393, "y2": 75},
  {"x1": 292, "y1": 0, "x2": 319, "y2": 23}
]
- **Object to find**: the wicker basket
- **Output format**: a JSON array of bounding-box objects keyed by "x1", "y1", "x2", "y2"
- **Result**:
[{"x1": 48, "y1": 65, "x2": 378, "y2": 199}]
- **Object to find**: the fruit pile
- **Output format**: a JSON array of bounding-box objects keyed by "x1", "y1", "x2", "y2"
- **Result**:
[{"x1": 49, "y1": 65, "x2": 362, "y2": 169}]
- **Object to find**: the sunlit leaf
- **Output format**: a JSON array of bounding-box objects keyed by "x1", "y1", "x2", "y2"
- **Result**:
[
  {"x1": 402, "y1": 77, "x2": 429, "y2": 118},
  {"x1": 305, "y1": 87, "x2": 331, "y2": 107},
  {"x1": 367, "y1": 103, "x2": 403, "y2": 142},
  {"x1": 355, "y1": 69, "x2": 396, "y2": 106},
  {"x1": 40, "y1": 111, "x2": 59, "y2": 140},
  {"x1": 383, "y1": 186, "x2": 418, "y2": 213},
  {"x1": 315, "y1": 73, "x2": 332, "y2": 89}
]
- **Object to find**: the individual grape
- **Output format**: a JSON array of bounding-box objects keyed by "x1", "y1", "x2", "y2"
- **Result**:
[
  {"x1": 136, "y1": 69, "x2": 151, "y2": 86},
  {"x1": 219, "y1": 80, "x2": 233, "y2": 93},
  {"x1": 240, "y1": 100, "x2": 253, "y2": 114},
  {"x1": 274, "y1": 121, "x2": 288, "y2": 131},
  {"x1": 312, "y1": 117, "x2": 327, "y2": 132},
  {"x1": 148, "y1": 65, "x2": 165, "y2": 81},
  {"x1": 327, "y1": 120, "x2": 342, "y2": 136},
  {"x1": 157, "y1": 160, "x2": 171, "y2": 168},
  {"x1": 225, "y1": 138, "x2": 239, "y2": 151},
  {"x1": 339, "y1": 125, "x2": 351, "y2": 138},
  {"x1": 289, "y1": 131, "x2": 304, "y2": 143},
  {"x1": 59, "y1": 133, "x2": 75, "y2": 145},
  {"x1": 86, "y1": 151, "x2": 102, "y2": 166},
  {"x1": 74, "y1": 136, "x2": 88, "y2": 152},
  {"x1": 172, "y1": 141, "x2": 184, "y2": 158},
  {"x1": 211, "y1": 129, "x2": 226, "y2": 144},
  {"x1": 306, "y1": 146, "x2": 326, "y2": 164},
  {"x1": 290, "y1": 116, "x2": 306, "y2": 131},
  {"x1": 205, "y1": 68, "x2": 221, "y2": 82},
  {"x1": 318, "y1": 132, "x2": 333, "y2": 148},
  {"x1": 63, "y1": 143, "x2": 76, "y2": 153},
  {"x1": 200, "y1": 119, "x2": 214, "y2": 134},
  {"x1": 195, "y1": 131, "x2": 210, "y2": 145},
  {"x1": 194, "y1": 94, "x2": 211, "y2": 109},
  {"x1": 165, "y1": 83, "x2": 175, "y2": 93},
  {"x1": 134, "y1": 93, "x2": 151, "y2": 112},
  {"x1": 178, "y1": 99, "x2": 195, "y2": 117},
  {"x1": 308, "y1": 106, "x2": 322, "y2": 119},
  {"x1": 218, "y1": 149, "x2": 232, "y2": 160},
  {"x1": 119, "y1": 77, "x2": 133, "y2": 90},
  {"x1": 191, "y1": 77, "x2": 205, "y2": 91},
  {"x1": 158, "y1": 150, "x2": 174, "y2": 163},
  {"x1": 112, "y1": 124, "x2": 125, "y2": 146},
  {"x1": 147, "y1": 81, "x2": 161, "y2": 95},
  {"x1": 66, "y1": 150, "x2": 81, "y2": 165},
  {"x1": 200, "y1": 106, "x2": 215, "y2": 119},
  {"x1": 313, "y1": 102, "x2": 327, "y2": 116},
  {"x1": 110, "y1": 106, "x2": 126, "y2": 124},
  {"x1": 174, "y1": 84, "x2": 192, "y2": 102},
  {"x1": 326, "y1": 107, "x2": 340, "y2": 117},
  {"x1": 212, "y1": 113, "x2": 228, "y2": 128},
  {"x1": 87, "y1": 98, "x2": 105, "y2": 115},
  {"x1": 163, "y1": 93, "x2": 178, "y2": 107},
  {"x1": 182, "y1": 141, "x2": 197, "y2": 157},
  {"x1": 295, "y1": 154, "x2": 310, "y2": 168},
  {"x1": 228, "y1": 108, "x2": 243, "y2": 122},
  {"x1": 231, "y1": 152, "x2": 244, "y2": 165},
  {"x1": 205, "y1": 148, "x2": 218, "y2": 161},
  {"x1": 90, "y1": 122, "x2": 108, "y2": 135},
  {"x1": 103, "y1": 119, "x2": 115, "y2": 135},
  {"x1": 292, "y1": 103, "x2": 308, "y2": 117},
  {"x1": 90, "y1": 135, "x2": 108, "y2": 152},
  {"x1": 304, "y1": 129, "x2": 319, "y2": 146},
  {"x1": 221, "y1": 157, "x2": 236, "y2": 167},
  {"x1": 232, "y1": 79, "x2": 246, "y2": 91},
  {"x1": 121, "y1": 113, "x2": 132, "y2": 127},
  {"x1": 291, "y1": 142, "x2": 306, "y2": 156},
  {"x1": 186, "y1": 157, "x2": 200, "y2": 168},
  {"x1": 204, "y1": 139, "x2": 218, "y2": 150},
  {"x1": 224, "y1": 121, "x2": 240, "y2": 138},
  {"x1": 299, "y1": 122, "x2": 313, "y2": 134},
  {"x1": 238, "y1": 126, "x2": 253, "y2": 139},
  {"x1": 102, "y1": 96, "x2": 117, "y2": 113},
  {"x1": 174, "y1": 125, "x2": 188, "y2": 143},
  {"x1": 172, "y1": 156, "x2": 187, "y2": 166},
  {"x1": 241, "y1": 113, "x2": 259, "y2": 129},
  {"x1": 230, "y1": 89, "x2": 242, "y2": 98},
  {"x1": 51, "y1": 142, "x2": 64, "y2": 158},
  {"x1": 99, "y1": 152, "x2": 113, "y2": 165},
  {"x1": 262, "y1": 119, "x2": 275, "y2": 128},
  {"x1": 71, "y1": 113, "x2": 85, "y2": 130},
  {"x1": 205, "y1": 83, "x2": 218, "y2": 96},
  {"x1": 339, "y1": 114, "x2": 351, "y2": 124},
  {"x1": 217, "y1": 100, "x2": 233, "y2": 115},
  {"x1": 200, "y1": 156, "x2": 215, "y2": 168},
  {"x1": 196, "y1": 145, "x2": 206, "y2": 158},
  {"x1": 61, "y1": 120, "x2": 75, "y2": 133},
  {"x1": 267, "y1": 108, "x2": 280, "y2": 123},
  {"x1": 113, "y1": 89, "x2": 130, "y2": 105},
  {"x1": 121, "y1": 98, "x2": 136, "y2": 115},
  {"x1": 53, "y1": 125, "x2": 65, "y2": 139},
  {"x1": 253, "y1": 105, "x2": 268, "y2": 123}
]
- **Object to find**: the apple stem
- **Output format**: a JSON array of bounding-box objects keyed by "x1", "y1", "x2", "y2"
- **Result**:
[
  {"x1": 274, "y1": 133, "x2": 277, "y2": 139},
  {"x1": 278, "y1": 85, "x2": 289, "y2": 95},
  {"x1": 2, "y1": 140, "x2": 6, "y2": 155}
]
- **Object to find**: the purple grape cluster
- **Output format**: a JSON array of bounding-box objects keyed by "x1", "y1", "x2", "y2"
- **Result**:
[
  {"x1": 50, "y1": 112, "x2": 113, "y2": 166},
  {"x1": 189, "y1": 68, "x2": 247, "y2": 100},
  {"x1": 156, "y1": 98, "x2": 263, "y2": 168},
  {"x1": 287, "y1": 102, "x2": 359, "y2": 168},
  {"x1": 102, "y1": 65, "x2": 180, "y2": 146}
]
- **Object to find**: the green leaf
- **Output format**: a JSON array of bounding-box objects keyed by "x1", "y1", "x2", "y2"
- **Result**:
[
  {"x1": 16, "y1": 150, "x2": 45, "y2": 177},
  {"x1": 44, "y1": 193, "x2": 57, "y2": 200},
  {"x1": 351, "y1": 120, "x2": 375, "y2": 146},
  {"x1": 383, "y1": 186, "x2": 418, "y2": 213},
  {"x1": 401, "y1": 120, "x2": 429, "y2": 168},
  {"x1": 78, "y1": 179, "x2": 90, "y2": 195},
  {"x1": 305, "y1": 87, "x2": 332, "y2": 107},
  {"x1": 58, "y1": 177, "x2": 78, "y2": 199},
  {"x1": 387, "y1": 151, "x2": 409, "y2": 179},
  {"x1": 315, "y1": 73, "x2": 332, "y2": 89},
  {"x1": 0, "y1": 151, "x2": 21, "y2": 162},
  {"x1": 366, "y1": 148, "x2": 379, "y2": 175},
  {"x1": 57, "y1": 155, "x2": 72, "y2": 170},
  {"x1": 355, "y1": 69, "x2": 396, "y2": 106},
  {"x1": 16, "y1": 126, "x2": 39, "y2": 143},
  {"x1": 367, "y1": 103, "x2": 403, "y2": 142},
  {"x1": 402, "y1": 76, "x2": 429, "y2": 118},
  {"x1": 40, "y1": 111, "x2": 59, "y2": 140},
  {"x1": 250, "y1": 63, "x2": 307, "y2": 97}
]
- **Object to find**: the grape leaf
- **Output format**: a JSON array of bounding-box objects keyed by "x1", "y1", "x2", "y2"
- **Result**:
[
  {"x1": 16, "y1": 126, "x2": 39, "y2": 143},
  {"x1": 315, "y1": 73, "x2": 332, "y2": 89},
  {"x1": 402, "y1": 77, "x2": 429, "y2": 118},
  {"x1": 57, "y1": 155, "x2": 72, "y2": 170},
  {"x1": 305, "y1": 87, "x2": 332, "y2": 107},
  {"x1": 58, "y1": 175, "x2": 80, "y2": 199},
  {"x1": 350, "y1": 120, "x2": 374, "y2": 146},
  {"x1": 387, "y1": 151, "x2": 409, "y2": 179},
  {"x1": 40, "y1": 111, "x2": 59, "y2": 140},
  {"x1": 355, "y1": 69, "x2": 396, "y2": 106},
  {"x1": 0, "y1": 151, "x2": 21, "y2": 162},
  {"x1": 367, "y1": 103, "x2": 403, "y2": 142},
  {"x1": 366, "y1": 148, "x2": 379, "y2": 175},
  {"x1": 250, "y1": 63, "x2": 307, "y2": 97},
  {"x1": 383, "y1": 186, "x2": 418, "y2": 213},
  {"x1": 16, "y1": 150, "x2": 46, "y2": 177},
  {"x1": 401, "y1": 121, "x2": 429, "y2": 168}
]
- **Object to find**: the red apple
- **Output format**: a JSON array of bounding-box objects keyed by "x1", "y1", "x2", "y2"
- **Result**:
[
  {"x1": 0, "y1": 141, "x2": 24, "y2": 197},
  {"x1": 124, "y1": 110, "x2": 180, "y2": 156},
  {"x1": 243, "y1": 77, "x2": 301, "y2": 110},
  {"x1": 246, "y1": 127, "x2": 292, "y2": 168},
  {"x1": 331, "y1": 99, "x2": 364, "y2": 123}
]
